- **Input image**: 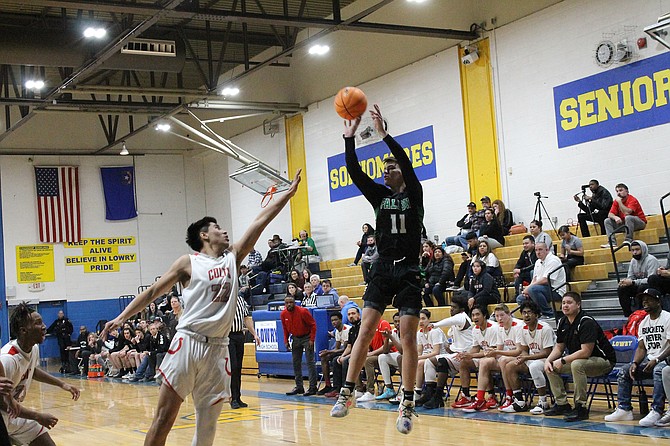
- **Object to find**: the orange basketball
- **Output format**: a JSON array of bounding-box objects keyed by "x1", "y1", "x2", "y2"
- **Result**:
[{"x1": 334, "y1": 87, "x2": 368, "y2": 120}]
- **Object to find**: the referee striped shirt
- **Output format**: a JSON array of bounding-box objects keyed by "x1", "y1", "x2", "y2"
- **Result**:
[{"x1": 232, "y1": 295, "x2": 251, "y2": 333}]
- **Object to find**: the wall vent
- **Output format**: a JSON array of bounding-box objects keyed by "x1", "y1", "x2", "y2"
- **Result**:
[{"x1": 121, "y1": 38, "x2": 176, "y2": 57}]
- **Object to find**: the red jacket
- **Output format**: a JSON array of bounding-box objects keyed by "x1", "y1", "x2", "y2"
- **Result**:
[
  {"x1": 610, "y1": 194, "x2": 646, "y2": 223},
  {"x1": 281, "y1": 306, "x2": 317, "y2": 344}
]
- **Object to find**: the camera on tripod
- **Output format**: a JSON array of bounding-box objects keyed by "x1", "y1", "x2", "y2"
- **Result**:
[
  {"x1": 581, "y1": 184, "x2": 589, "y2": 192},
  {"x1": 534, "y1": 191, "x2": 541, "y2": 197}
]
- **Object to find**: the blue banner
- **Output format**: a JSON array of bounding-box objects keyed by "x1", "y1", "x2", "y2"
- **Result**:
[
  {"x1": 100, "y1": 166, "x2": 137, "y2": 221},
  {"x1": 327, "y1": 125, "x2": 437, "y2": 202},
  {"x1": 554, "y1": 51, "x2": 670, "y2": 148}
]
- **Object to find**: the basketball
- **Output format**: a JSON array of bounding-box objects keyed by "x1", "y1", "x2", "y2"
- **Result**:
[{"x1": 334, "y1": 87, "x2": 368, "y2": 120}]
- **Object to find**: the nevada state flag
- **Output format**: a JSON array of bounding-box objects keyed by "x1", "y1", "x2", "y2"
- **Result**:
[{"x1": 100, "y1": 166, "x2": 137, "y2": 220}]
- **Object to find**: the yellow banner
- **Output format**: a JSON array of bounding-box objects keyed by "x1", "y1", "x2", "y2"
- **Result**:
[
  {"x1": 64, "y1": 237, "x2": 136, "y2": 248},
  {"x1": 64, "y1": 236, "x2": 136, "y2": 273},
  {"x1": 84, "y1": 263, "x2": 120, "y2": 273},
  {"x1": 16, "y1": 245, "x2": 55, "y2": 283}
]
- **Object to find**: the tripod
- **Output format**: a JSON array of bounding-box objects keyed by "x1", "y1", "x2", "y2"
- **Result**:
[
  {"x1": 576, "y1": 191, "x2": 601, "y2": 236},
  {"x1": 533, "y1": 194, "x2": 558, "y2": 237}
]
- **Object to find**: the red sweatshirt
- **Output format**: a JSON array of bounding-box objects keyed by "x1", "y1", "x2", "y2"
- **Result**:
[
  {"x1": 281, "y1": 306, "x2": 317, "y2": 344},
  {"x1": 610, "y1": 194, "x2": 646, "y2": 223}
]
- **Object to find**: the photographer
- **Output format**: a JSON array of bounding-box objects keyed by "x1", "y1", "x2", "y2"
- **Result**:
[{"x1": 572, "y1": 179, "x2": 613, "y2": 237}]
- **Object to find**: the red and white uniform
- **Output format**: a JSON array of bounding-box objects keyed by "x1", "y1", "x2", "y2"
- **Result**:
[
  {"x1": 471, "y1": 321, "x2": 498, "y2": 367},
  {"x1": 520, "y1": 322, "x2": 556, "y2": 355},
  {"x1": 0, "y1": 340, "x2": 46, "y2": 444},
  {"x1": 334, "y1": 325, "x2": 351, "y2": 344},
  {"x1": 417, "y1": 327, "x2": 448, "y2": 356},
  {"x1": 159, "y1": 251, "x2": 239, "y2": 408},
  {"x1": 497, "y1": 318, "x2": 524, "y2": 352}
]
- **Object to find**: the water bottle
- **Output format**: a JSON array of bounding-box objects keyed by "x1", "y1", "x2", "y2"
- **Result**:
[{"x1": 639, "y1": 388, "x2": 649, "y2": 416}]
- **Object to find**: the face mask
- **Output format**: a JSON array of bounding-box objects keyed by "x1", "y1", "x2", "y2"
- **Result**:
[{"x1": 632, "y1": 254, "x2": 642, "y2": 260}]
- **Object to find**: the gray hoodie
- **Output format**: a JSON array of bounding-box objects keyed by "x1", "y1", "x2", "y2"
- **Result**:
[{"x1": 627, "y1": 240, "x2": 660, "y2": 286}]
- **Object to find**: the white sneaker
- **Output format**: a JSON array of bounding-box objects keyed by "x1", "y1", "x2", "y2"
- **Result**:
[
  {"x1": 330, "y1": 388, "x2": 355, "y2": 418},
  {"x1": 356, "y1": 391, "x2": 376, "y2": 402},
  {"x1": 396, "y1": 398, "x2": 418, "y2": 434},
  {"x1": 604, "y1": 407, "x2": 634, "y2": 422},
  {"x1": 655, "y1": 410, "x2": 670, "y2": 427},
  {"x1": 122, "y1": 372, "x2": 134, "y2": 379},
  {"x1": 600, "y1": 243, "x2": 611, "y2": 249},
  {"x1": 354, "y1": 390, "x2": 364, "y2": 399},
  {"x1": 529, "y1": 399, "x2": 550, "y2": 415},
  {"x1": 348, "y1": 262, "x2": 356, "y2": 267},
  {"x1": 639, "y1": 410, "x2": 662, "y2": 427}
]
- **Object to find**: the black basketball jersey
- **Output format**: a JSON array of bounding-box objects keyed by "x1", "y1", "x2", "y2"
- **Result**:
[{"x1": 345, "y1": 134, "x2": 424, "y2": 263}]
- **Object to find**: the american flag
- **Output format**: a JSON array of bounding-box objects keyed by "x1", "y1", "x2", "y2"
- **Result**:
[{"x1": 35, "y1": 167, "x2": 81, "y2": 243}]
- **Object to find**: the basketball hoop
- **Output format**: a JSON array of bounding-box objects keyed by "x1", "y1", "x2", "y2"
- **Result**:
[{"x1": 261, "y1": 185, "x2": 277, "y2": 208}]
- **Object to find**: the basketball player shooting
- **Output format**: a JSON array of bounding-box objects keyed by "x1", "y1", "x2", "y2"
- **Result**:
[
  {"x1": 102, "y1": 169, "x2": 301, "y2": 446},
  {"x1": 330, "y1": 105, "x2": 423, "y2": 434}
]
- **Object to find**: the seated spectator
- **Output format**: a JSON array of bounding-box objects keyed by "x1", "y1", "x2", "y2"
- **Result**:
[
  {"x1": 478, "y1": 208, "x2": 505, "y2": 249},
  {"x1": 445, "y1": 202, "x2": 478, "y2": 249},
  {"x1": 302, "y1": 282, "x2": 317, "y2": 307},
  {"x1": 164, "y1": 296, "x2": 183, "y2": 340},
  {"x1": 296, "y1": 229, "x2": 320, "y2": 263},
  {"x1": 557, "y1": 225, "x2": 585, "y2": 280},
  {"x1": 302, "y1": 268, "x2": 312, "y2": 286},
  {"x1": 289, "y1": 269, "x2": 305, "y2": 290},
  {"x1": 573, "y1": 179, "x2": 613, "y2": 237},
  {"x1": 474, "y1": 196, "x2": 493, "y2": 235},
  {"x1": 492, "y1": 199, "x2": 515, "y2": 236},
  {"x1": 529, "y1": 219, "x2": 553, "y2": 253},
  {"x1": 414, "y1": 309, "x2": 448, "y2": 406},
  {"x1": 420, "y1": 240, "x2": 435, "y2": 271},
  {"x1": 286, "y1": 282, "x2": 304, "y2": 301},
  {"x1": 350, "y1": 223, "x2": 375, "y2": 267},
  {"x1": 144, "y1": 301, "x2": 164, "y2": 322},
  {"x1": 126, "y1": 328, "x2": 149, "y2": 378},
  {"x1": 109, "y1": 326, "x2": 134, "y2": 378},
  {"x1": 79, "y1": 332, "x2": 105, "y2": 376},
  {"x1": 513, "y1": 235, "x2": 537, "y2": 298},
  {"x1": 338, "y1": 295, "x2": 360, "y2": 325},
  {"x1": 321, "y1": 279, "x2": 340, "y2": 300},
  {"x1": 500, "y1": 300, "x2": 555, "y2": 414},
  {"x1": 453, "y1": 232, "x2": 480, "y2": 289},
  {"x1": 246, "y1": 247, "x2": 263, "y2": 269},
  {"x1": 423, "y1": 246, "x2": 455, "y2": 306},
  {"x1": 238, "y1": 264, "x2": 252, "y2": 304},
  {"x1": 357, "y1": 317, "x2": 394, "y2": 403},
  {"x1": 327, "y1": 306, "x2": 363, "y2": 398},
  {"x1": 310, "y1": 274, "x2": 324, "y2": 296},
  {"x1": 473, "y1": 240, "x2": 503, "y2": 280},
  {"x1": 360, "y1": 234, "x2": 379, "y2": 285},
  {"x1": 617, "y1": 240, "x2": 659, "y2": 316},
  {"x1": 544, "y1": 292, "x2": 616, "y2": 422},
  {"x1": 648, "y1": 252, "x2": 670, "y2": 308},
  {"x1": 518, "y1": 242, "x2": 566, "y2": 318},
  {"x1": 376, "y1": 313, "x2": 402, "y2": 401},
  {"x1": 602, "y1": 183, "x2": 647, "y2": 248},
  {"x1": 467, "y1": 260, "x2": 501, "y2": 309},
  {"x1": 66, "y1": 325, "x2": 90, "y2": 374},
  {"x1": 317, "y1": 313, "x2": 350, "y2": 395},
  {"x1": 129, "y1": 322, "x2": 169, "y2": 382},
  {"x1": 605, "y1": 289, "x2": 670, "y2": 426}
]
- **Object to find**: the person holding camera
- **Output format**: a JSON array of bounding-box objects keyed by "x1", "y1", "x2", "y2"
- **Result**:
[{"x1": 573, "y1": 179, "x2": 613, "y2": 237}]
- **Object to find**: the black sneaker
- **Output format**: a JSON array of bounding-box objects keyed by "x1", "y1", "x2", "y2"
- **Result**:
[
  {"x1": 230, "y1": 400, "x2": 241, "y2": 409},
  {"x1": 237, "y1": 400, "x2": 248, "y2": 408},
  {"x1": 564, "y1": 404, "x2": 589, "y2": 422},
  {"x1": 286, "y1": 387, "x2": 305, "y2": 396},
  {"x1": 317, "y1": 386, "x2": 334, "y2": 395},
  {"x1": 303, "y1": 387, "x2": 318, "y2": 397},
  {"x1": 544, "y1": 403, "x2": 572, "y2": 416}
]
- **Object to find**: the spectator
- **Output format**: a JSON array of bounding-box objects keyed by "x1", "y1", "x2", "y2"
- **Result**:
[
  {"x1": 310, "y1": 274, "x2": 324, "y2": 296},
  {"x1": 360, "y1": 234, "x2": 379, "y2": 285},
  {"x1": 453, "y1": 232, "x2": 480, "y2": 289},
  {"x1": 478, "y1": 208, "x2": 505, "y2": 249},
  {"x1": 286, "y1": 282, "x2": 304, "y2": 301},
  {"x1": 544, "y1": 292, "x2": 616, "y2": 421},
  {"x1": 467, "y1": 260, "x2": 501, "y2": 309},
  {"x1": 617, "y1": 240, "x2": 660, "y2": 316},
  {"x1": 289, "y1": 269, "x2": 305, "y2": 290},
  {"x1": 317, "y1": 313, "x2": 350, "y2": 395},
  {"x1": 445, "y1": 202, "x2": 478, "y2": 249},
  {"x1": 47, "y1": 310, "x2": 74, "y2": 374},
  {"x1": 301, "y1": 268, "x2": 312, "y2": 286},
  {"x1": 350, "y1": 223, "x2": 375, "y2": 267},
  {"x1": 573, "y1": 179, "x2": 613, "y2": 237},
  {"x1": 144, "y1": 301, "x2": 164, "y2": 322},
  {"x1": 605, "y1": 289, "x2": 670, "y2": 426},
  {"x1": 296, "y1": 230, "x2": 320, "y2": 263},
  {"x1": 423, "y1": 246, "x2": 454, "y2": 306},
  {"x1": 238, "y1": 264, "x2": 251, "y2": 304},
  {"x1": 602, "y1": 183, "x2": 647, "y2": 248},
  {"x1": 648, "y1": 252, "x2": 670, "y2": 306},
  {"x1": 419, "y1": 240, "x2": 435, "y2": 271},
  {"x1": 109, "y1": 326, "x2": 134, "y2": 378},
  {"x1": 129, "y1": 321, "x2": 169, "y2": 383},
  {"x1": 164, "y1": 296, "x2": 183, "y2": 340},
  {"x1": 66, "y1": 325, "x2": 90, "y2": 374},
  {"x1": 338, "y1": 296, "x2": 360, "y2": 325},
  {"x1": 519, "y1": 242, "x2": 566, "y2": 318},
  {"x1": 473, "y1": 240, "x2": 503, "y2": 280},
  {"x1": 376, "y1": 313, "x2": 402, "y2": 401},
  {"x1": 79, "y1": 332, "x2": 105, "y2": 376},
  {"x1": 492, "y1": 199, "x2": 515, "y2": 236},
  {"x1": 529, "y1": 219, "x2": 553, "y2": 253},
  {"x1": 301, "y1": 283, "x2": 317, "y2": 307},
  {"x1": 246, "y1": 248, "x2": 263, "y2": 269},
  {"x1": 281, "y1": 296, "x2": 318, "y2": 396},
  {"x1": 473, "y1": 196, "x2": 493, "y2": 235},
  {"x1": 321, "y1": 279, "x2": 340, "y2": 300},
  {"x1": 557, "y1": 225, "x2": 585, "y2": 280},
  {"x1": 512, "y1": 235, "x2": 537, "y2": 298}
]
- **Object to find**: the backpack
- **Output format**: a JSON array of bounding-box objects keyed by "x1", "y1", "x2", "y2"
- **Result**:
[{"x1": 622, "y1": 310, "x2": 647, "y2": 337}]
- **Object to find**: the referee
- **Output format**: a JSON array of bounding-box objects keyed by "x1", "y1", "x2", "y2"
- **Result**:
[{"x1": 230, "y1": 295, "x2": 260, "y2": 409}]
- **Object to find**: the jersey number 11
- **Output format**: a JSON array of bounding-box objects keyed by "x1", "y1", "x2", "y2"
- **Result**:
[{"x1": 390, "y1": 213, "x2": 407, "y2": 234}]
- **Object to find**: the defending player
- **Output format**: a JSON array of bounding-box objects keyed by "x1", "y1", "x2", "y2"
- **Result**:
[
  {"x1": 330, "y1": 105, "x2": 424, "y2": 434},
  {"x1": 102, "y1": 170, "x2": 301, "y2": 446}
]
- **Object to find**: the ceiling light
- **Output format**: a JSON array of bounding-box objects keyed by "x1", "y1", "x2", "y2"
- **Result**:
[
  {"x1": 84, "y1": 27, "x2": 106, "y2": 39},
  {"x1": 25, "y1": 80, "x2": 45, "y2": 90},
  {"x1": 156, "y1": 123, "x2": 171, "y2": 132},
  {"x1": 119, "y1": 142, "x2": 129, "y2": 156},
  {"x1": 220, "y1": 87, "x2": 240, "y2": 96},
  {"x1": 308, "y1": 44, "x2": 330, "y2": 56}
]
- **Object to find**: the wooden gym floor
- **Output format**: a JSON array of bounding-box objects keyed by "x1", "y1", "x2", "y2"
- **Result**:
[{"x1": 22, "y1": 369, "x2": 670, "y2": 445}]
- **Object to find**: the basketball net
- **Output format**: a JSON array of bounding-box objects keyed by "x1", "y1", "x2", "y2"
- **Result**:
[{"x1": 261, "y1": 185, "x2": 277, "y2": 208}]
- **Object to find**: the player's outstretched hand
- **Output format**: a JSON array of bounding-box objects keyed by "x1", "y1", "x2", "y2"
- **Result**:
[
  {"x1": 0, "y1": 376, "x2": 13, "y2": 396},
  {"x1": 36, "y1": 412, "x2": 58, "y2": 429},
  {"x1": 343, "y1": 116, "x2": 362, "y2": 138},
  {"x1": 370, "y1": 104, "x2": 388, "y2": 139},
  {"x1": 285, "y1": 169, "x2": 302, "y2": 199},
  {"x1": 62, "y1": 383, "x2": 80, "y2": 401}
]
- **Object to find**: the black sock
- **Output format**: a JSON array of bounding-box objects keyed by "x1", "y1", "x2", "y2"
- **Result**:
[
  {"x1": 404, "y1": 390, "x2": 414, "y2": 401},
  {"x1": 513, "y1": 390, "x2": 523, "y2": 401},
  {"x1": 344, "y1": 381, "x2": 355, "y2": 392},
  {"x1": 461, "y1": 387, "x2": 470, "y2": 397}
]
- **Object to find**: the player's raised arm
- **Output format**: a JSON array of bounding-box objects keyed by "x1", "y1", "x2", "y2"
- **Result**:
[{"x1": 232, "y1": 169, "x2": 301, "y2": 265}]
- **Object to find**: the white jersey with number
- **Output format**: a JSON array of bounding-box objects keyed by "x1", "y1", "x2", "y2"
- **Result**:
[
  {"x1": 497, "y1": 318, "x2": 524, "y2": 351},
  {"x1": 520, "y1": 322, "x2": 556, "y2": 355},
  {"x1": 471, "y1": 322, "x2": 498, "y2": 350},
  {"x1": 417, "y1": 328, "x2": 448, "y2": 356},
  {"x1": 176, "y1": 251, "x2": 239, "y2": 338},
  {"x1": 0, "y1": 340, "x2": 39, "y2": 403}
]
